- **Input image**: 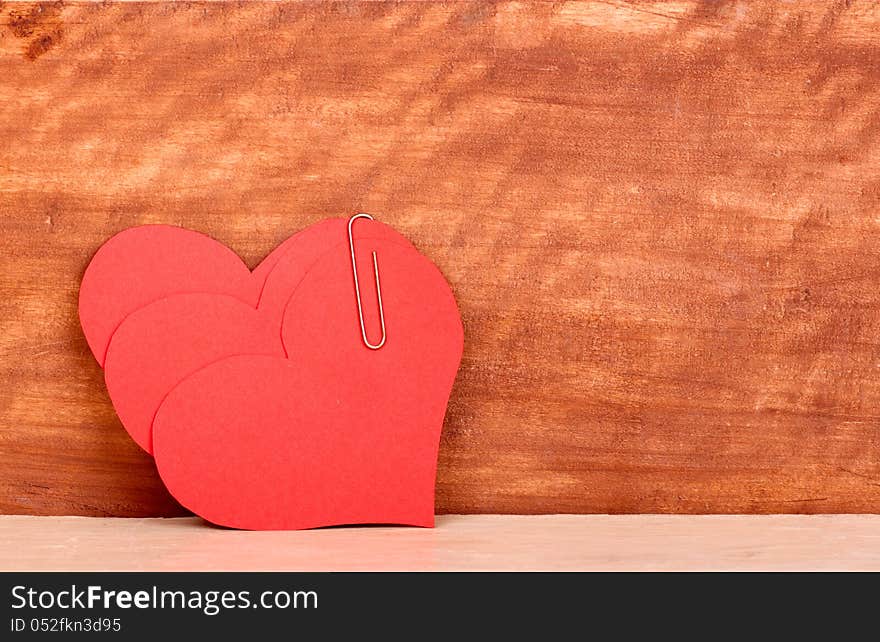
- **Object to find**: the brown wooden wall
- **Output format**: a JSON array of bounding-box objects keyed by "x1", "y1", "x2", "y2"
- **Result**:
[{"x1": 2, "y1": 1, "x2": 880, "y2": 516}]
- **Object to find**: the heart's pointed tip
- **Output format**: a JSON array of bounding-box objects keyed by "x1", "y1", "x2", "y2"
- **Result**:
[{"x1": 136, "y1": 433, "x2": 154, "y2": 457}]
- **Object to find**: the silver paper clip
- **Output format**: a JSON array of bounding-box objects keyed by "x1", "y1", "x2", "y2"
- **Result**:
[{"x1": 348, "y1": 213, "x2": 386, "y2": 350}]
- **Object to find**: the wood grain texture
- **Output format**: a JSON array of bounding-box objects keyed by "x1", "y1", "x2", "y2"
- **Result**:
[
  {"x1": 1, "y1": 1, "x2": 880, "y2": 517},
  {"x1": 4, "y1": 514, "x2": 880, "y2": 570}
]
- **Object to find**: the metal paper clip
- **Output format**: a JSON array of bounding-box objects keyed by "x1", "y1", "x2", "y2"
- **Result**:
[{"x1": 348, "y1": 213, "x2": 386, "y2": 350}]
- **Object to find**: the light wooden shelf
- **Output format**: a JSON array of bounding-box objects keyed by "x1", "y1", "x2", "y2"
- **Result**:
[{"x1": 2, "y1": 514, "x2": 878, "y2": 571}]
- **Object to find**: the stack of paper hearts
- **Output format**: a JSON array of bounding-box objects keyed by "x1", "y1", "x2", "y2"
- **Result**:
[{"x1": 78, "y1": 214, "x2": 464, "y2": 530}]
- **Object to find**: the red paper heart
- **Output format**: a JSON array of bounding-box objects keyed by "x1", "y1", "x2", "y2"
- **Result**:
[
  {"x1": 100, "y1": 218, "x2": 413, "y2": 454},
  {"x1": 152, "y1": 238, "x2": 463, "y2": 529},
  {"x1": 79, "y1": 223, "x2": 312, "y2": 366}
]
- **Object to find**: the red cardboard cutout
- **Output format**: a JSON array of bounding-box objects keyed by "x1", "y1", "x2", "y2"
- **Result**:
[
  {"x1": 101, "y1": 219, "x2": 413, "y2": 454},
  {"x1": 152, "y1": 238, "x2": 463, "y2": 529}
]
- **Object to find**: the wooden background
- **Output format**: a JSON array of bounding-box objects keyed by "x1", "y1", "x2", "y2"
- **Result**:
[{"x1": 2, "y1": 1, "x2": 880, "y2": 517}]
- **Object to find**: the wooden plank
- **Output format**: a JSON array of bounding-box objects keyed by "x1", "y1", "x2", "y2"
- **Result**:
[
  {"x1": 2, "y1": 514, "x2": 879, "y2": 571},
  {"x1": 1, "y1": 1, "x2": 880, "y2": 516}
]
